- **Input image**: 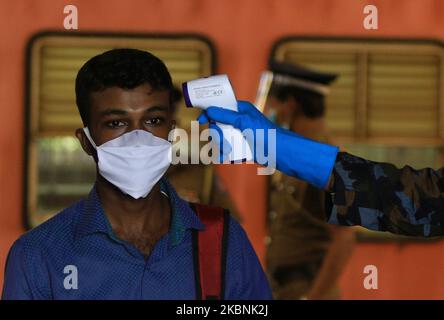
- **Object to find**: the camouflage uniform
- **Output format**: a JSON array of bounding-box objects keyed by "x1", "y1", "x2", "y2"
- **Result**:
[{"x1": 328, "y1": 152, "x2": 444, "y2": 236}]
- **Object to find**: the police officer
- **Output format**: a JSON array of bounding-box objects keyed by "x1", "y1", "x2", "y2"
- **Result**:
[{"x1": 262, "y1": 61, "x2": 355, "y2": 299}]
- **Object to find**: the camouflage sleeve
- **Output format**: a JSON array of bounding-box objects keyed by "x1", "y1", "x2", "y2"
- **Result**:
[{"x1": 326, "y1": 152, "x2": 444, "y2": 237}]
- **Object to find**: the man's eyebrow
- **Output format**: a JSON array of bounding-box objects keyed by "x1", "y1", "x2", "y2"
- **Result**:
[
  {"x1": 99, "y1": 109, "x2": 128, "y2": 117},
  {"x1": 99, "y1": 105, "x2": 169, "y2": 117},
  {"x1": 144, "y1": 105, "x2": 169, "y2": 113}
]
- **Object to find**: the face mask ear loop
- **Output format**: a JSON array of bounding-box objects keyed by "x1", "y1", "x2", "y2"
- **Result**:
[
  {"x1": 83, "y1": 127, "x2": 98, "y2": 149},
  {"x1": 167, "y1": 127, "x2": 176, "y2": 144}
]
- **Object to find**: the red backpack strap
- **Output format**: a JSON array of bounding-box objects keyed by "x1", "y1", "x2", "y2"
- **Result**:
[{"x1": 190, "y1": 203, "x2": 229, "y2": 300}]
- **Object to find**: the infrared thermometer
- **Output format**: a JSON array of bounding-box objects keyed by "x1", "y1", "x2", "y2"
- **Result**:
[{"x1": 182, "y1": 74, "x2": 253, "y2": 162}]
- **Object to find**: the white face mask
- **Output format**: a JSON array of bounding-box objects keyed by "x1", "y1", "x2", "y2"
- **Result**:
[{"x1": 83, "y1": 128, "x2": 172, "y2": 199}]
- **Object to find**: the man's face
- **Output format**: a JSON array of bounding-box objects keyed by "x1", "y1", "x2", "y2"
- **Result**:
[
  {"x1": 265, "y1": 95, "x2": 296, "y2": 127},
  {"x1": 76, "y1": 83, "x2": 174, "y2": 154}
]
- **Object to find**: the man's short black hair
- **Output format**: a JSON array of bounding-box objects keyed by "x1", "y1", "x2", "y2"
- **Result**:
[
  {"x1": 170, "y1": 86, "x2": 183, "y2": 114},
  {"x1": 268, "y1": 84, "x2": 325, "y2": 118},
  {"x1": 75, "y1": 48, "x2": 173, "y2": 126}
]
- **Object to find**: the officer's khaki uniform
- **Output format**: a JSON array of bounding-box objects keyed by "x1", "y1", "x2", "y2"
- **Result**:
[{"x1": 266, "y1": 135, "x2": 339, "y2": 300}]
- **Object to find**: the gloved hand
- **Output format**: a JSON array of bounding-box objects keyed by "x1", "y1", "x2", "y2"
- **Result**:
[
  {"x1": 197, "y1": 100, "x2": 339, "y2": 189},
  {"x1": 207, "y1": 122, "x2": 233, "y2": 163},
  {"x1": 198, "y1": 101, "x2": 278, "y2": 163}
]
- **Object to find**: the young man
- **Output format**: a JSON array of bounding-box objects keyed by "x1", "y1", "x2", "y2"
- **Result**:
[{"x1": 2, "y1": 49, "x2": 272, "y2": 300}]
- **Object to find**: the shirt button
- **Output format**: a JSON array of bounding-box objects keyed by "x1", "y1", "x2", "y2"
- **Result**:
[
  {"x1": 264, "y1": 236, "x2": 272, "y2": 246},
  {"x1": 269, "y1": 211, "x2": 277, "y2": 220},
  {"x1": 287, "y1": 185, "x2": 296, "y2": 194}
]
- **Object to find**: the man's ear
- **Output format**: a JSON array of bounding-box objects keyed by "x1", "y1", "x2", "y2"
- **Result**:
[{"x1": 75, "y1": 128, "x2": 95, "y2": 156}]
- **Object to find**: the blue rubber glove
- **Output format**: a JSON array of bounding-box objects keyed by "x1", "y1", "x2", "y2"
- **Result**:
[
  {"x1": 197, "y1": 101, "x2": 339, "y2": 189},
  {"x1": 208, "y1": 122, "x2": 232, "y2": 163}
]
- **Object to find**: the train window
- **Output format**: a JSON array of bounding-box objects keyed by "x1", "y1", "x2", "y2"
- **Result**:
[
  {"x1": 25, "y1": 32, "x2": 215, "y2": 228},
  {"x1": 271, "y1": 39, "x2": 444, "y2": 168},
  {"x1": 271, "y1": 38, "x2": 444, "y2": 241}
]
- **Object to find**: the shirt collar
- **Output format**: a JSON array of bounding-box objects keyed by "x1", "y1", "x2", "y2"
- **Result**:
[
  {"x1": 74, "y1": 178, "x2": 204, "y2": 246},
  {"x1": 159, "y1": 178, "x2": 205, "y2": 246}
]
